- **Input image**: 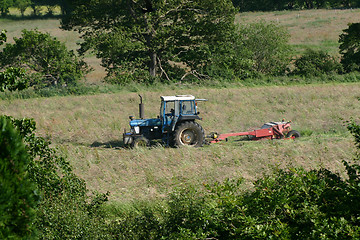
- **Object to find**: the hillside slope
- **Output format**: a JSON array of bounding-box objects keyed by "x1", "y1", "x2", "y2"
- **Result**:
[{"x1": 1, "y1": 83, "x2": 359, "y2": 202}]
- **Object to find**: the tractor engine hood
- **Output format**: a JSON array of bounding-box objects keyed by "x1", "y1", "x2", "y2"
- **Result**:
[{"x1": 129, "y1": 118, "x2": 161, "y2": 127}]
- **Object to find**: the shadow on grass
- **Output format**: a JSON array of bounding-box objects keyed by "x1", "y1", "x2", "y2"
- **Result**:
[{"x1": 90, "y1": 140, "x2": 124, "y2": 149}]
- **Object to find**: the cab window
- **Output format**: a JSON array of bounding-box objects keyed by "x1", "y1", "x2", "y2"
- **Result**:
[
  {"x1": 165, "y1": 101, "x2": 175, "y2": 115},
  {"x1": 181, "y1": 101, "x2": 195, "y2": 115}
]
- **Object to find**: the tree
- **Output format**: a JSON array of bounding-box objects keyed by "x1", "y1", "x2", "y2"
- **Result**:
[
  {"x1": 237, "y1": 21, "x2": 291, "y2": 75},
  {"x1": 339, "y1": 23, "x2": 360, "y2": 72},
  {"x1": 14, "y1": 0, "x2": 31, "y2": 16},
  {"x1": 0, "y1": 29, "x2": 6, "y2": 45},
  {"x1": 6, "y1": 116, "x2": 110, "y2": 239},
  {"x1": 0, "y1": 29, "x2": 89, "y2": 88},
  {"x1": 0, "y1": 0, "x2": 13, "y2": 16},
  {"x1": 61, "y1": 0, "x2": 237, "y2": 82},
  {"x1": 0, "y1": 116, "x2": 39, "y2": 239}
]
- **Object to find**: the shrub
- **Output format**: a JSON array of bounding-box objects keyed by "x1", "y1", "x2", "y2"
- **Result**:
[
  {"x1": 0, "y1": 116, "x2": 39, "y2": 239},
  {"x1": 236, "y1": 21, "x2": 291, "y2": 76},
  {"x1": 0, "y1": 29, "x2": 6, "y2": 45},
  {"x1": 4, "y1": 116, "x2": 110, "y2": 239},
  {"x1": 293, "y1": 49, "x2": 342, "y2": 76},
  {"x1": 339, "y1": 23, "x2": 360, "y2": 72},
  {"x1": 0, "y1": 67, "x2": 28, "y2": 92},
  {"x1": 0, "y1": 30, "x2": 90, "y2": 88}
]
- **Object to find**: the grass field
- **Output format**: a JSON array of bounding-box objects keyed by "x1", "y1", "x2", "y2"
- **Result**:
[
  {"x1": 237, "y1": 8, "x2": 360, "y2": 55},
  {"x1": 1, "y1": 83, "x2": 359, "y2": 202}
]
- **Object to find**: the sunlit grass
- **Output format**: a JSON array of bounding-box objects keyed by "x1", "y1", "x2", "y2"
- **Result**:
[
  {"x1": 236, "y1": 8, "x2": 360, "y2": 55},
  {"x1": 1, "y1": 83, "x2": 359, "y2": 202}
]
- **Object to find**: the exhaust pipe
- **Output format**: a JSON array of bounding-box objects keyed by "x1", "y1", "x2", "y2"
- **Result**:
[{"x1": 138, "y1": 94, "x2": 144, "y2": 119}]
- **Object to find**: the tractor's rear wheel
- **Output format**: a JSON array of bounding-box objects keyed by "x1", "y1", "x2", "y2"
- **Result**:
[
  {"x1": 174, "y1": 121, "x2": 205, "y2": 147},
  {"x1": 131, "y1": 136, "x2": 150, "y2": 148},
  {"x1": 287, "y1": 130, "x2": 301, "y2": 139}
]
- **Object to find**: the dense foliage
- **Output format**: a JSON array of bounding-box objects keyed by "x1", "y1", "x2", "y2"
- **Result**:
[
  {"x1": 3, "y1": 116, "x2": 109, "y2": 239},
  {"x1": 0, "y1": 116, "x2": 39, "y2": 239},
  {"x1": 0, "y1": 29, "x2": 89, "y2": 88},
  {"x1": 1, "y1": 0, "x2": 359, "y2": 17},
  {"x1": 0, "y1": 29, "x2": 5, "y2": 44},
  {"x1": 0, "y1": 67, "x2": 28, "y2": 91},
  {"x1": 238, "y1": 21, "x2": 291, "y2": 76},
  {"x1": 340, "y1": 23, "x2": 360, "y2": 73},
  {"x1": 293, "y1": 49, "x2": 342, "y2": 76},
  {"x1": 0, "y1": 31, "x2": 29, "y2": 91}
]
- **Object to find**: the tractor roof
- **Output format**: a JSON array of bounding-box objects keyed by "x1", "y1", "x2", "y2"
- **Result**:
[{"x1": 161, "y1": 95, "x2": 195, "y2": 101}]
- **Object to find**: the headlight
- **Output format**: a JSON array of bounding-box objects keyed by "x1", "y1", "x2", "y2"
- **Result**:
[{"x1": 134, "y1": 126, "x2": 140, "y2": 134}]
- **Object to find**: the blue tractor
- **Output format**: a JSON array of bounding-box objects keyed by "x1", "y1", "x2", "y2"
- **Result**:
[{"x1": 123, "y1": 95, "x2": 206, "y2": 148}]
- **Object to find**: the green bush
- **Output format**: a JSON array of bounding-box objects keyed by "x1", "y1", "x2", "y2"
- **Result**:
[
  {"x1": 236, "y1": 21, "x2": 291, "y2": 76},
  {"x1": 197, "y1": 21, "x2": 291, "y2": 81},
  {"x1": 0, "y1": 29, "x2": 6, "y2": 44},
  {"x1": 339, "y1": 23, "x2": 360, "y2": 73},
  {"x1": 0, "y1": 67, "x2": 28, "y2": 92},
  {"x1": 0, "y1": 29, "x2": 90, "y2": 88},
  {"x1": 0, "y1": 116, "x2": 39, "y2": 239},
  {"x1": 4, "y1": 116, "x2": 110, "y2": 239},
  {"x1": 293, "y1": 49, "x2": 342, "y2": 76}
]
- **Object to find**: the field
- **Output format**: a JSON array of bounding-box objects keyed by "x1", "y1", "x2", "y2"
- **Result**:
[
  {"x1": 1, "y1": 83, "x2": 360, "y2": 202},
  {"x1": 237, "y1": 8, "x2": 360, "y2": 55},
  {"x1": 1, "y1": 8, "x2": 360, "y2": 203}
]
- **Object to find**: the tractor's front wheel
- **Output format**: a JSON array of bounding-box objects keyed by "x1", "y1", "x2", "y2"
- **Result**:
[
  {"x1": 174, "y1": 121, "x2": 205, "y2": 147},
  {"x1": 287, "y1": 130, "x2": 301, "y2": 139},
  {"x1": 131, "y1": 136, "x2": 150, "y2": 148}
]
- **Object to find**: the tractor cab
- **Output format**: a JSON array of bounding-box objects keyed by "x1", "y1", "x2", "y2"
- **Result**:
[{"x1": 160, "y1": 95, "x2": 200, "y2": 132}]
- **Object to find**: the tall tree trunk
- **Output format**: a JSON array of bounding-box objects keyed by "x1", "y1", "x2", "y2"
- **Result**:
[
  {"x1": 149, "y1": 51, "x2": 157, "y2": 77},
  {"x1": 145, "y1": 32, "x2": 157, "y2": 77}
]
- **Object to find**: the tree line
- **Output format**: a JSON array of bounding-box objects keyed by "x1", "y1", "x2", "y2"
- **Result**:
[
  {"x1": 232, "y1": 0, "x2": 360, "y2": 11},
  {"x1": 0, "y1": 0, "x2": 70, "y2": 16},
  {"x1": 1, "y1": 0, "x2": 359, "y2": 17},
  {"x1": 0, "y1": 0, "x2": 360, "y2": 91}
]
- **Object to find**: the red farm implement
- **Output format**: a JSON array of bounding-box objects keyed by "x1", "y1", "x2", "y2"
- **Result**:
[{"x1": 208, "y1": 121, "x2": 300, "y2": 143}]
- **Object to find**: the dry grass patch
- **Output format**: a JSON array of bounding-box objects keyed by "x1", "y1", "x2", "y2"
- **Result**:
[{"x1": 237, "y1": 8, "x2": 360, "y2": 54}]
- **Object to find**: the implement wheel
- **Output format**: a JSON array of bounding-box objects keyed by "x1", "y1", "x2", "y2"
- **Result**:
[
  {"x1": 174, "y1": 121, "x2": 205, "y2": 147},
  {"x1": 131, "y1": 136, "x2": 149, "y2": 148},
  {"x1": 286, "y1": 130, "x2": 301, "y2": 139}
]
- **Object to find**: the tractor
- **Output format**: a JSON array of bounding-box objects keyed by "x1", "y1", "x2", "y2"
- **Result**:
[{"x1": 123, "y1": 95, "x2": 206, "y2": 148}]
